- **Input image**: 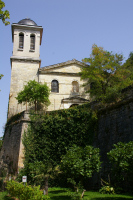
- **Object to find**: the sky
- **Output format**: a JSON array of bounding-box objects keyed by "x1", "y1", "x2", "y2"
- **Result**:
[{"x1": 0, "y1": 0, "x2": 133, "y2": 136}]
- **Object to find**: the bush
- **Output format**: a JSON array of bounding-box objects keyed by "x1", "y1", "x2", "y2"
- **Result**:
[
  {"x1": 99, "y1": 186, "x2": 115, "y2": 194},
  {"x1": 6, "y1": 180, "x2": 50, "y2": 200}
]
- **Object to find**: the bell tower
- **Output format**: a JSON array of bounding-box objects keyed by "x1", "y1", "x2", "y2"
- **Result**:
[{"x1": 8, "y1": 18, "x2": 43, "y2": 117}]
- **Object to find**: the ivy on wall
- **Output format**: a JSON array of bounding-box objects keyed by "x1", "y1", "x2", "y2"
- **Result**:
[{"x1": 23, "y1": 104, "x2": 98, "y2": 168}]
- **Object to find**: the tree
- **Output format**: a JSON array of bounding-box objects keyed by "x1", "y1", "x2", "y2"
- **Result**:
[
  {"x1": 0, "y1": 74, "x2": 3, "y2": 91},
  {"x1": 122, "y1": 52, "x2": 133, "y2": 80},
  {"x1": 0, "y1": 74, "x2": 3, "y2": 80},
  {"x1": 107, "y1": 141, "x2": 133, "y2": 192},
  {"x1": 0, "y1": 0, "x2": 10, "y2": 25},
  {"x1": 80, "y1": 44, "x2": 133, "y2": 103},
  {"x1": 61, "y1": 145, "x2": 101, "y2": 190},
  {"x1": 16, "y1": 80, "x2": 50, "y2": 111},
  {"x1": 28, "y1": 161, "x2": 61, "y2": 195},
  {"x1": 0, "y1": 136, "x2": 3, "y2": 151}
]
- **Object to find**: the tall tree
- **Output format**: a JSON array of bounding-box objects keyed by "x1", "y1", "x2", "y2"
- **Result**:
[
  {"x1": 16, "y1": 80, "x2": 50, "y2": 111},
  {"x1": 80, "y1": 44, "x2": 133, "y2": 103},
  {"x1": 122, "y1": 52, "x2": 133, "y2": 80},
  {"x1": 0, "y1": 0, "x2": 10, "y2": 25}
]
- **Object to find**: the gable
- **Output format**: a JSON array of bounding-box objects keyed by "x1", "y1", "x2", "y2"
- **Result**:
[
  {"x1": 39, "y1": 59, "x2": 87, "y2": 75},
  {"x1": 46, "y1": 64, "x2": 81, "y2": 73}
]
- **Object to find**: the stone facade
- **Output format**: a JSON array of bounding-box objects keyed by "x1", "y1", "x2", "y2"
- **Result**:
[{"x1": 8, "y1": 18, "x2": 89, "y2": 118}]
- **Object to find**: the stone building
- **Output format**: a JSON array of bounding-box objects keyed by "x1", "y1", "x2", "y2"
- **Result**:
[{"x1": 8, "y1": 18, "x2": 89, "y2": 118}]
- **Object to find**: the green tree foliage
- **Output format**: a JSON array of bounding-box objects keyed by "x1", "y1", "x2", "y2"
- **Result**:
[
  {"x1": 80, "y1": 44, "x2": 133, "y2": 103},
  {"x1": 0, "y1": 137, "x2": 3, "y2": 151},
  {"x1": 107, "y1": 141, "x2": 133, "y2": 192},
  {"x1": 122, "y1": 52, "x2": 133, "y2": 80},
  {"x1": 22, "y1": 104, "x2": 97, "y2": 187},
  {"x1": 61, "y1": 145, "x2": 101, "y2": 190},
  {"x1": 0, "y1": 0, "x2": 10, "y2": 25},
  {"x1": 16, "y1": 80, "x2": 50, "y2": 111},
  {"x1": 0, "y1": 74, "x2": 3, "y2": 91},
  {"x1": 0, "y1": 74, "x2": 3, "y2": 80},
  {"x1": 27, "y1": 161, "x2": 61, "y2": 195}
]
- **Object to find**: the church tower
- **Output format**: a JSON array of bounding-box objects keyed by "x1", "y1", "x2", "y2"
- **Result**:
[{"x1": 8, "y1": 18, "x2": 43, "y2": 117}]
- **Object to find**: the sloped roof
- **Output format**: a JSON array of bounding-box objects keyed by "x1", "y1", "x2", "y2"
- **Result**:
[{"x1": 40, "y1": 59, "x2": 87, "y2": 71}]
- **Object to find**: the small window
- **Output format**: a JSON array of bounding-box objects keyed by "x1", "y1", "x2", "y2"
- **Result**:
[
  {"x1": 72, "y1": 81, "x2": 79, "y2": 93},
  {"x1": 19, "y1": 33, "x2": 24, "y2": 49},
  {"x1": 51, "y1": 80, "x2": 59, "y2": 93},
  {"x1": 30, "y1": 34, "x2": 35, "y2": 50}
]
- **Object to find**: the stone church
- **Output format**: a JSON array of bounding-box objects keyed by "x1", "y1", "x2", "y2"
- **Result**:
[{"x1": 8, "y1": 18, "x2": 89, "y2": 118}]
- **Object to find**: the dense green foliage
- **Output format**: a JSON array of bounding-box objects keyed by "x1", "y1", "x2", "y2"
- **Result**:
[
  {"x1": 80, "y1": 44, "x2": 133, "y2": 103},
  {"x1": 123, "y1": 52, "x2": 133, "y2": 81},
  {"x1": 107, "y1": 141, "x2": 133, "y2": 192},
  {"x1": 0, "y1": 136, "x2": 3, "y2": 151},
  {"x1": 61, "y1": 145, "x2": 101, "y2": 189},
  {"x1": 16, "y1": 80, "x2": 50, "y2": 111},
  {"x1": 0, "y1": 0, "x2": 10, "y2": 25},
  {"x1": 21, "y1": 104, "x2": 97, "y2": 187},
  {"x1": 6, "y1": 180, "x2": 50, "y2": 200}
]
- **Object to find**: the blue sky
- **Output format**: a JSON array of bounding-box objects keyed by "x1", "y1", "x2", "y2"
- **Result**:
[{"x1": 0, "y1": 0, "x2": 133, "y2": 136}]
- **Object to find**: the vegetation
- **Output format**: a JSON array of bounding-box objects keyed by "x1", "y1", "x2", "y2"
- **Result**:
[
  {"x1": 16, "y1": 80, "x2": 50, "y2": 111},
  {"x1": 61, "y1": 145, "x2": 101, "y2": 191},
  {"x1": 0, "y1": 74, "x2": 3, "y2": 91},
  {"x1": 1, "y1": 187, "x2": 133, "y2": 200},
  {"x1": 6, "y1": 180, "x2": 49, "y2": 200},
  {"x1": 18, "y1": 104, "x2": 97, "y2": 189},
  {"x1": 0, "y1": 136, "x2": 3, "y2": 151},
  {"x1": 0, "y1": 0, "x2": 10, "y2": 25},
  {"x1": 107, "y1": 141, "x2": 133, "y2": 193},
  {"x1": 80, "y1": 44, "x2": 133, "y2": 103}
]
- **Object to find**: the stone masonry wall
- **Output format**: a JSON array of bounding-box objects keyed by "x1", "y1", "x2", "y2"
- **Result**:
[
  {"x1": 0, "y1": 112, "x2": 29, "y2": 175},
  {"x1": 1, "y1": 95, "x2": 133, "y2": 176},
  {"x1": 94, "y1": 99, "x2": 133, "y2": 177}
]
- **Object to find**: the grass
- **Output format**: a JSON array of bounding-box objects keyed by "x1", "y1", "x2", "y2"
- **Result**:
[
  {"x1": 0, "y1": 188, "x2": 133, "y2": 200},
  {"x1": 48, "y1": 187, "x2": 133, "y2": 200}
]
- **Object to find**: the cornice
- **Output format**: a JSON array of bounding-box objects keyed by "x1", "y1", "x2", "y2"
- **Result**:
[
  {"x1": 40, "y1": 59, "x2": 88, "y2": 71},
  {"x1": 39, "y1": 71, "x2": 80, "y2": 76},
  {"x1": 10, "y1": 56, "x2": 41, "y2": 63}
]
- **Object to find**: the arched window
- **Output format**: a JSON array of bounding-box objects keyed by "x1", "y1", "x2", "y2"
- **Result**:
[
  {"x1": 51, "y1": 80, "x2": 59, "y2": 93},
  {"x1": 30, "y1": 34, "x2": 35, "y2": 50},
  {"x1": 19, "y1": 33, "x2": 24, "y2": 49},
  {"x1": 72, "y1": 81, "x2": 79, "y2": 93}
]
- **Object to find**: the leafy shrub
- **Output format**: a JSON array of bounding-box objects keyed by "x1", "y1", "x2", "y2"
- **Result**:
[
  {"x1": 69, "y1": 192, "x2": 82, "y2": 200},
  {"x1": 107, "y1": 141, "x2": 133, "y2": 192},
  {"x1": 99, "y1": 186, "x2": 114, "y2": 194},
  {"x1": 6, "y1": 180, "x2": 50, "y2": 200}
]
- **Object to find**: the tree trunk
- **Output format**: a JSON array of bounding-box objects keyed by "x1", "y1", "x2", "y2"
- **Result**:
[
  {"x1": 45, "y1": 177, "x2": 49, "y2": 195},
  {"x1": 35, "y1": 100, "x2": 37, "y2": 112}
]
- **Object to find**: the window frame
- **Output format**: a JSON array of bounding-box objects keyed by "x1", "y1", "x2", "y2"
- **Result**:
[
  {"x1": 30, "y1": 34, "x2": 35, "y2": 51},
  {"x1": 51, "y1": 80, "x2": 59, "y2": 93},
  {"x1": 19, "y1": 33, "x2": 24, "y2": 49}
]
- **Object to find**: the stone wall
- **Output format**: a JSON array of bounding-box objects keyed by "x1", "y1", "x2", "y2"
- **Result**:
[
  {"x1": 0, "y1": 112, "x2": 29, "y2": 175},
  {"x1": 94, "y1": 98, "x2": 133, "y2": 177},
  {"x1": 1, "y1": 95, "x2": 133, "y2": 176}
]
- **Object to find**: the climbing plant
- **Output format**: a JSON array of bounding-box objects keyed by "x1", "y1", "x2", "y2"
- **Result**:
[{"x1": 22, "y1": 104, "x2": 98, "y2": 186}]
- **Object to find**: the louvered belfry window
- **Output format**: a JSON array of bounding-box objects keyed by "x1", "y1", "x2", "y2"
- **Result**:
[
  {"x1": 19, "y1": 33, "x2": 24, "y2": 49},
  {"x1": 51, "y1": 80, "x2": 59, "y2": 93},
  {"x1": 30, "y1": 34, "x2": 35, "y2": 50}
]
